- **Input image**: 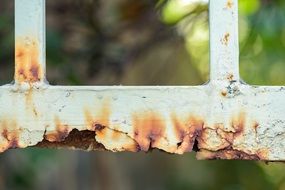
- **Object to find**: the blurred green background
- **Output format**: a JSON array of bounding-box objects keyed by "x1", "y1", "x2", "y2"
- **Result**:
[{"x1": 0, "y1": 0, "x2": 285, "y2": 189}]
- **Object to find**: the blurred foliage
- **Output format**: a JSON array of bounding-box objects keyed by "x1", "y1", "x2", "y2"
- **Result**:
[{"x1": 0, "y1": 0, "x2": 285, "y2": 190}]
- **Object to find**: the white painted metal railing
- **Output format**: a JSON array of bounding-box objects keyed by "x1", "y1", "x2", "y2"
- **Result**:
[{"x1": 0, "y1": 0, "x2": 284, "y2": 160}]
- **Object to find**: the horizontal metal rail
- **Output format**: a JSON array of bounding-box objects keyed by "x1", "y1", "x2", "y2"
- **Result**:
[{"x1": 0, "y1": 0, "x2": 284, "y2": 160}]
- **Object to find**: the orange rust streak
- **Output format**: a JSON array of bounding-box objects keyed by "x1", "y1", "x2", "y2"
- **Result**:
[
  {"x1": 253, "y1": 122, "x2": 259, "y2": 133},
  {"x1": 0, "y1": 120, "x2": 20, "y2": 151},
  {"x1": 171, "y1": 114, "x2": 204, "y2": 153},
  {"x1": 171, "y1": 113, "x2": 187, "y2": 141},
  {"x1": 132, "y1": 111, "x2": 165, "y2": 151},
  {"x1": 84, "y1": 109, "x2": 94, "y2": 130},
  {"x1": 45, "y1": 116, "x2": 70, "y2": 142},
  {"x1": 84, "y1": 99, "x2": 111, "y2": 130},
  {"x1": 226, "y1": 0, "x2": 233, "y2": 9},
  {"x1": 15, "y1": 37, "x2": 43, "y2": 83},
  {"x1": 96, "y1": 127, "x2": 139, "y2": 152},
  {"x1": 231, "y1": 112, "x2": 246, "y2": 137},
  {"x1": 97, "y1": 100, "x2": 111, "y2": 127},
  {"x1": 110, "y1": 128, "x2": 122, "y2": 141}
]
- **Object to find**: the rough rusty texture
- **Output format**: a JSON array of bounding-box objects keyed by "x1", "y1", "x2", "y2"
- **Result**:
[
  {"x1": 171, "y1": 114, "x2": 204, "y2": 154},
  {"x1": 44, "y1": 116, "x2": 71, "y2": 142},
  {"x1": 15, "y1": 37, "x2": 43, "y2": 83},
  {"x1": 0, "y1": 87, "x2": 282, "y2": 161},
  {"x1": 36, "y1": 129, "x2": 105, "y2": 151},
  {"x1": 132, "y1": 111, "x2": 166, "y2": 151},
  {"x1": 23, "y1": 108, "x2": 265, "y2": 160},
  {"x1": 197, "y1": 149, "x2": 260, "y2": 160},
  {"x1": 0, "y1": 120, "x2": 22, "y2": 152}
]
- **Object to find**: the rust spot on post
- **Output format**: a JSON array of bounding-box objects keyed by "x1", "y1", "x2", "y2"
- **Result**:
[
  {"x1": 226, "y1": 0, "x2": 234, "y2": 9},
  {"x1": 221, "y1": 91, "x2": 227, "y2": 97},
  {"x1": 253, "y1": 122, "x2": 259, "y2": 133},
  {"x1": 15, "y1": 37, "x2": 43, "y2": 83},
  {"x1": 227, "y1": 73, "x2": 234, "y2": 81},
  {"x1": 221, "y1": 32, "x2": 230, "y2": 46}
]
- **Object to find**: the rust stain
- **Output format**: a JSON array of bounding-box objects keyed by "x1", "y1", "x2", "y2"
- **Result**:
[
  {"x1": 84, "y1": 109, "x2": 93, "y2": 129},
  {"x1": 198, "y1": 127, "x2": 234, "y2": 151},
  {"x1": 226, "y1": 0, "x2": 234, "y2": 9},
  {"x1": 198, "y1": 113, "x2": 246, "y2": 151},
  {"x1": 171, "y1": 113, "x2": 187, "y2": 141},
  {"x1": 231, "y1": 112, "x2": 246, "y2": 138},
  {"x1": 95, "y1": 127, "x2": 139, "y2": 152},
  {"x1": 45, "y1": 116, "x2": 70, "y2": 142},
  {"x1": 84, "y1": 109, "x2": 107, "y2": 132},
  {"x1": 253, "y1": 122, "x2": 259, "y2": 134},
  {"x1": 227, "y1": 73, "x2": 234, "y2": 81},
  {"x1": 256, "y1": 149, "x2": 269, "y2": 160},
  {"x1": 37, "y1": 129, "x2": 106, "y2": 151},
  {"x1": 132, "y1": 111, "x2": 165, "y2": 151},
  {"x1": 197, "y1": 146, "x2": 268, "y2": 161},
  {"x1": 110, "y1": 128, "x2": 122, "y2": 141},
  {"x1": 0, "y1": 120, "x2": 20, "y2": 151},
  {"x1": 97, "y1": 100, "x2": 111, "y2": 127},
  {"x1": 84, "y1": 99, "x2": 111, "y2": 131},
  {"x1": 221, "y1": 32, "x2": 230, "y2": 46},
  {"x1": 197, "y1": 149, "x2": 260, "y2": 160},
  {"x1": 196, "y1": 112, "x2": 268, "y2": 160},
  {"x1": 1, "y1": 129, "x2": 20, "y2": 149},
  {"x1": 24, "y1": 88, "x2": 34, "y2": 105},
  {"x1": 187, "y1": 116, "x2": 204, "y2": 143},
  {"x1": 33, "y1": 107, "x2": 38, "y2": 116},
  {"x1": 216, "y1": 128, "x2": 234, "y2": 144},
  {"x1": 221, "y1": 91, "x2": 227, "y2": 97},
  {"x1": 15, "y1": 37, "x2": 43, "y2": 83},
  {"x1": 171, "y1": 113, "x2": 204, "y2": 153}
]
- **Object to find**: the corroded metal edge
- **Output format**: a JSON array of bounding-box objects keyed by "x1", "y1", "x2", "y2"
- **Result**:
[{"x1": 0, "y1": 84, "x2": 284, "y2": 161}]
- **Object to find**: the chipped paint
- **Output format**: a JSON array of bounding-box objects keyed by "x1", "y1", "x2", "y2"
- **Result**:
[
  {"x1": 0, "y1": 85, "x2": 284, "y2": 161},
  {"x1": 0, "y1": 0, "x2": 284, "y2": 161},
  {"x1": 0, "y1": 83, "x2": 285, "y2": 160}
]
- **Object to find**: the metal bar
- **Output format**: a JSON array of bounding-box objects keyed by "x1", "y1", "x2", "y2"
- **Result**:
[
  {"x1": 15, "y1": 0, "x2": 46, "y2": 85},
  {"x1": 0, "y1": 0, "x2": 284, "y2": 161},
  {"x1": 209, "y1": 0, "x2": 239, "y2": 82},
  {"x1": 0, "y1": 85, "x2": 285, "y2": 160}
]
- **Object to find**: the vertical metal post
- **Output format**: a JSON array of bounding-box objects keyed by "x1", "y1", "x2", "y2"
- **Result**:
[
  {"x1": 15, "y1": 0, "x2": 46, "y2": 85},
  {"x1": 209, "y1": 0, "x2": 239, "y2": 82}
]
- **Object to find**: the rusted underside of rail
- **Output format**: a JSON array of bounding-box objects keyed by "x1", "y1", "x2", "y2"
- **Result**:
[{"x1": 0, "y1": 83, "x2": 284, "y2": 161}]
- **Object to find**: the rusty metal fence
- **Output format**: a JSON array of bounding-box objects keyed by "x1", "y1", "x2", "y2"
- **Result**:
[{"x1": 0, "y1": 0, "x2": 284, "y2": 161}]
